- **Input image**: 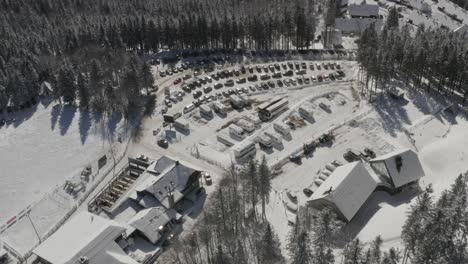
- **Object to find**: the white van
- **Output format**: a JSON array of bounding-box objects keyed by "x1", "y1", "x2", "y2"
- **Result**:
[{"x1": 183, "y1": 104, "x2": 196, "y2": 113}]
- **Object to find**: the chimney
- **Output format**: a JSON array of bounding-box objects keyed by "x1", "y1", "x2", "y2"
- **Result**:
[{"x1": 168, "y1": 191, "x2": 175, "y2": 208}]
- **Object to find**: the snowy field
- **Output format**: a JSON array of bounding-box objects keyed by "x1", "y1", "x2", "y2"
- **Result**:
[{"x1": 0, "y1": 102, "x2": 132, "y2": 224}]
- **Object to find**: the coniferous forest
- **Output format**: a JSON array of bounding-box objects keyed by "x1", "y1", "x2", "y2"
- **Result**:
[
  {"x1": 0, "y1": 0, "x2": 319, "y2": 114},
  {"x1": 357, "y1": 15, "x2": 468, "y2": 104}
]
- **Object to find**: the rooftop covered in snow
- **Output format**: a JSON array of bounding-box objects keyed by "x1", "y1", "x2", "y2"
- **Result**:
[
  {"x1": 307, "y1": 161, "x2": 378, "y2": 221},
  {"x1": 370, "y1": 148, "x2": 425, "y2": 188},
  {"x1": 33, "y1": 211, "x2": 137, "y2": 264}
]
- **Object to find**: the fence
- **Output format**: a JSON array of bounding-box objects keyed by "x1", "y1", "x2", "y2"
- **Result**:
[{"x1": 1, "y1": 117, "x2": 136, "y2": 263}]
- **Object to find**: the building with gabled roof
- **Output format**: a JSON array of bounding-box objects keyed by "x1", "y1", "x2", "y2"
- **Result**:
[
  {"x1": 33, "y1": 211, "x2": 138, "y2": 264},
  {"x1": 307, "y1": 161, "x2": 378, "y2": 221},
  {"x1": 370, "y1": 148, "x2": 424, "y2": 189},
  {"x1": 128, "y1": 207, "x2": 181, "y2": 244},
  {"x1": 39, "y1": 81, "x2": 53, "y2": 96},
  {"x1": 130, "y1": 156, "x2": 202, "y2": 210}
]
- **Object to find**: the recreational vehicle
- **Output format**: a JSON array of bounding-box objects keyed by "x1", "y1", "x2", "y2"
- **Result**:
[
  {"x1": 273, "y1": 122, "x2": 291, "y2": 137},
  {"x1": 183, "y1": 103, "x2": 196, "y2": 113},
  {"x1": 257, "y1": 134, "x2": 273, "y2": 148},
  {"x1": 212, "y1": 101, "x2": 228, "y2": 115},
  {"x1": 229, "y1": 124, "x2": 245, "y2": 139},
  {"x1": 264, "y1": 130, "x2": 282, "y2": 145},
  {"x1": 174, "y1": 118, "x2": 190, "y2": 131},
  {"x1": 236, "y1": 119, "x2": 256, "y2": 133},
  {"x1": 199, "y1": 104, "x2": 213, "y2": 116},
  {"x1": 230, "y1": 95, "x2": 244, "y2": 109},
  {"x1": 233, "y1": 141, "x2": 257, "y2": 160},
  {"x1": 298, "y1": 103, "x2": 314, "y2": 120}
]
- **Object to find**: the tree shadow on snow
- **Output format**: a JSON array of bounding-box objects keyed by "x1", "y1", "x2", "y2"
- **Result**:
[
  {"x1": 79, "y1": 111, "x2": 91, "y2": 145},
  {"x1": 50, "y1": 104, "x2": 62, "y2": 131},
  {"x1": 11, "y1": 102, "x2": 39, "y2": 128},
  {"x1": 373, "y1": 95, "x2": 411, "y2": 137},
  {"x1": 59, "y1": 105, "x2": 77, "y2": 136}
]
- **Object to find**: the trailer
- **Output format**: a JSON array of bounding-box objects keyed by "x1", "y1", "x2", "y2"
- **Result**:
[
  {"x1": 257, "y1": 134, "x2": 273, "y2": 148},
  {"x1": 233, "y1": 140, "x2": 257, "y2": 160},
  {"x1": 199, "y1": 104, "x2": 213, "y2": 116},
  {"x1": 264, "y1": 130, "x2": 282, "y2": 145},
  {"x1": 273, "y1": 122, "x2": 291, "y2": 137},
  {"x1": 213, "y1": 101, "x2": 228, "y2": 115},
  {"x1": 230, "y1": 95, "x2": 244, "y2": 109},
  {"x1": 174, "y1": 118, "x2": 190, "y2": 131},
  {"x1": 229, "y1": 124, "x2": 245, "y2": 139},
  {"x1": 217, "y1": 132, "x2": 235, "y2": 147},
  {"x1": 244, "y1": 114, "x2": 262, "y2": 127},
  {"x1": 298, "y1": 103, "x2": 314, "y2": 120},
  {"x1": 236, "y1": 119, "x2": 256, "y2": 133}
]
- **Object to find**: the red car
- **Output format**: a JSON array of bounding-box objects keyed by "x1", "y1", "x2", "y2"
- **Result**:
[{"x1": 173, "y1": 78, "x2": 182, "y2": 85}]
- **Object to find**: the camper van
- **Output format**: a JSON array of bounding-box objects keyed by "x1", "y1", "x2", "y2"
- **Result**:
[
  {"x1": 183, "y1": 104, "x2": 196, "y2": 113},
  {"x1": 229, "y1": 124, "x2": 245, "y2": 139},
  {"x1": 273, "y1": 122, "x2": 291, "y2": 137},
  {"x1": 257, "y1": 134, "x2": 272, "y2": 148},
  {"x1": 233, "y1": 141, "x2": 257, "y2": 160},
  {"x1": 264, "y1": 131, "x2": 282, "y2": 145},
  {"x1": 298, "y1": 103, "x2": 314, "y2": 120},
  {"x1": 213, "y1": 101, "x2": 228, "y2": 115},
  {"x1": 236, "y1": 119, "x2": 255, "y2": 133},
  {"x1": 199, "y1": 104, "x2": 213, "y2": 116},
  {"x1": 174, "y1": 118, "x2": 190, "y2": 131}
]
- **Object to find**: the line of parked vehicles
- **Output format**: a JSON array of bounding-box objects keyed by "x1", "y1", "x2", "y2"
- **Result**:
[{"x1": 161, "y1": 61, "x2": 347, "y2": 119}]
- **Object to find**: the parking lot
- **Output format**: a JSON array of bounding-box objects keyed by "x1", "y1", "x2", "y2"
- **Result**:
[{"x1": 146, "y1": 59, "x2": 359, "y2": 170}]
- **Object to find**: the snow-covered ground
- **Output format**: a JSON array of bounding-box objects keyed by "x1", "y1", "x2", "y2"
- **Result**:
[
  {"x1": 0, "y1": 102, "x2": 132, "y2": 223},
  {"x1": 264, "y1": 80, "x2": 468, "y2": 253}
]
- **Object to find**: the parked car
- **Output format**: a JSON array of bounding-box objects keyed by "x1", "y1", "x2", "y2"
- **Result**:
[
  {"x1": 343, "y1": 150, "x2": 360, "y2": 162},
  {"x1": 203, "y1": 172, "x2": 212, "y2": 185},
  {"x1": 173, "y1": 78, "x2": 182, "y2": 85},
  {"x1": 303, "y1": 188, "x2": 313, "y2": 197},
  {"x1": 289, "y1": 154, "x2": 301, "y2": 163},
  {"x1": 286, "y1": 191, "x2": 298, "y2": 203},
  {"x1": 203, "y1": 86, "x2": 213, "y2": 93},
  {"x1": 193, "y1": 91, "x2": 202, "y2": 98},
  {"x1": 157, "y1": 138, "x2": 169, "y2": 148}
]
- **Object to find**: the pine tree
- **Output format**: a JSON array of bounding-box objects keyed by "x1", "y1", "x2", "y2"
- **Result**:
[
  {"x1": 385, "y1": 7, "x2": 399, "y2": 30},
  {"x1": 77, "y1": 72, "x2": 89, "y2": 108},
  {"x1": 58, "y1": 65, "x2": 76, "y2": 104},
  {"x1": 313, "y1": 243, "x2": 334, "y2": 264},
  {"x1": 258, "y1": 223, "x2": 284, "y2": 264},
  {"x1": 343, "y1": 239, "x2": 364, "y2": 264},
  {"x1": 291, "y1": 232, "x2": 313, "y2": 264},
  {"x1": 140, "y1": 62, "x2": 155, "y2": 94},
  {"x1": 258, "y1": 155, "x2": 271, "y2": 218}
]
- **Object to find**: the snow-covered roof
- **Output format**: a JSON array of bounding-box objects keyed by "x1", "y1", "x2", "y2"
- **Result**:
[
  {"x1": 348, "y1": 3, "x2": 379, "y2": 17},
  {"x1": 370, "y1": 149, "x2": 424, "y2": 188},
  {"x1": 128, "y1": 207, "x2": 179, "y2": 244},
  {"x1": 308, "y1": 161, "x2": 378, "y2": 221},
  {"x1": 33, "y1": 211, "x2": 137, "y2": 264},
  {"x1": 134, "y1": 156, "x2": 201, "y2": 209},
  {"x1": 39, "y1": 81, "x2": 53, "y2": 95}
]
